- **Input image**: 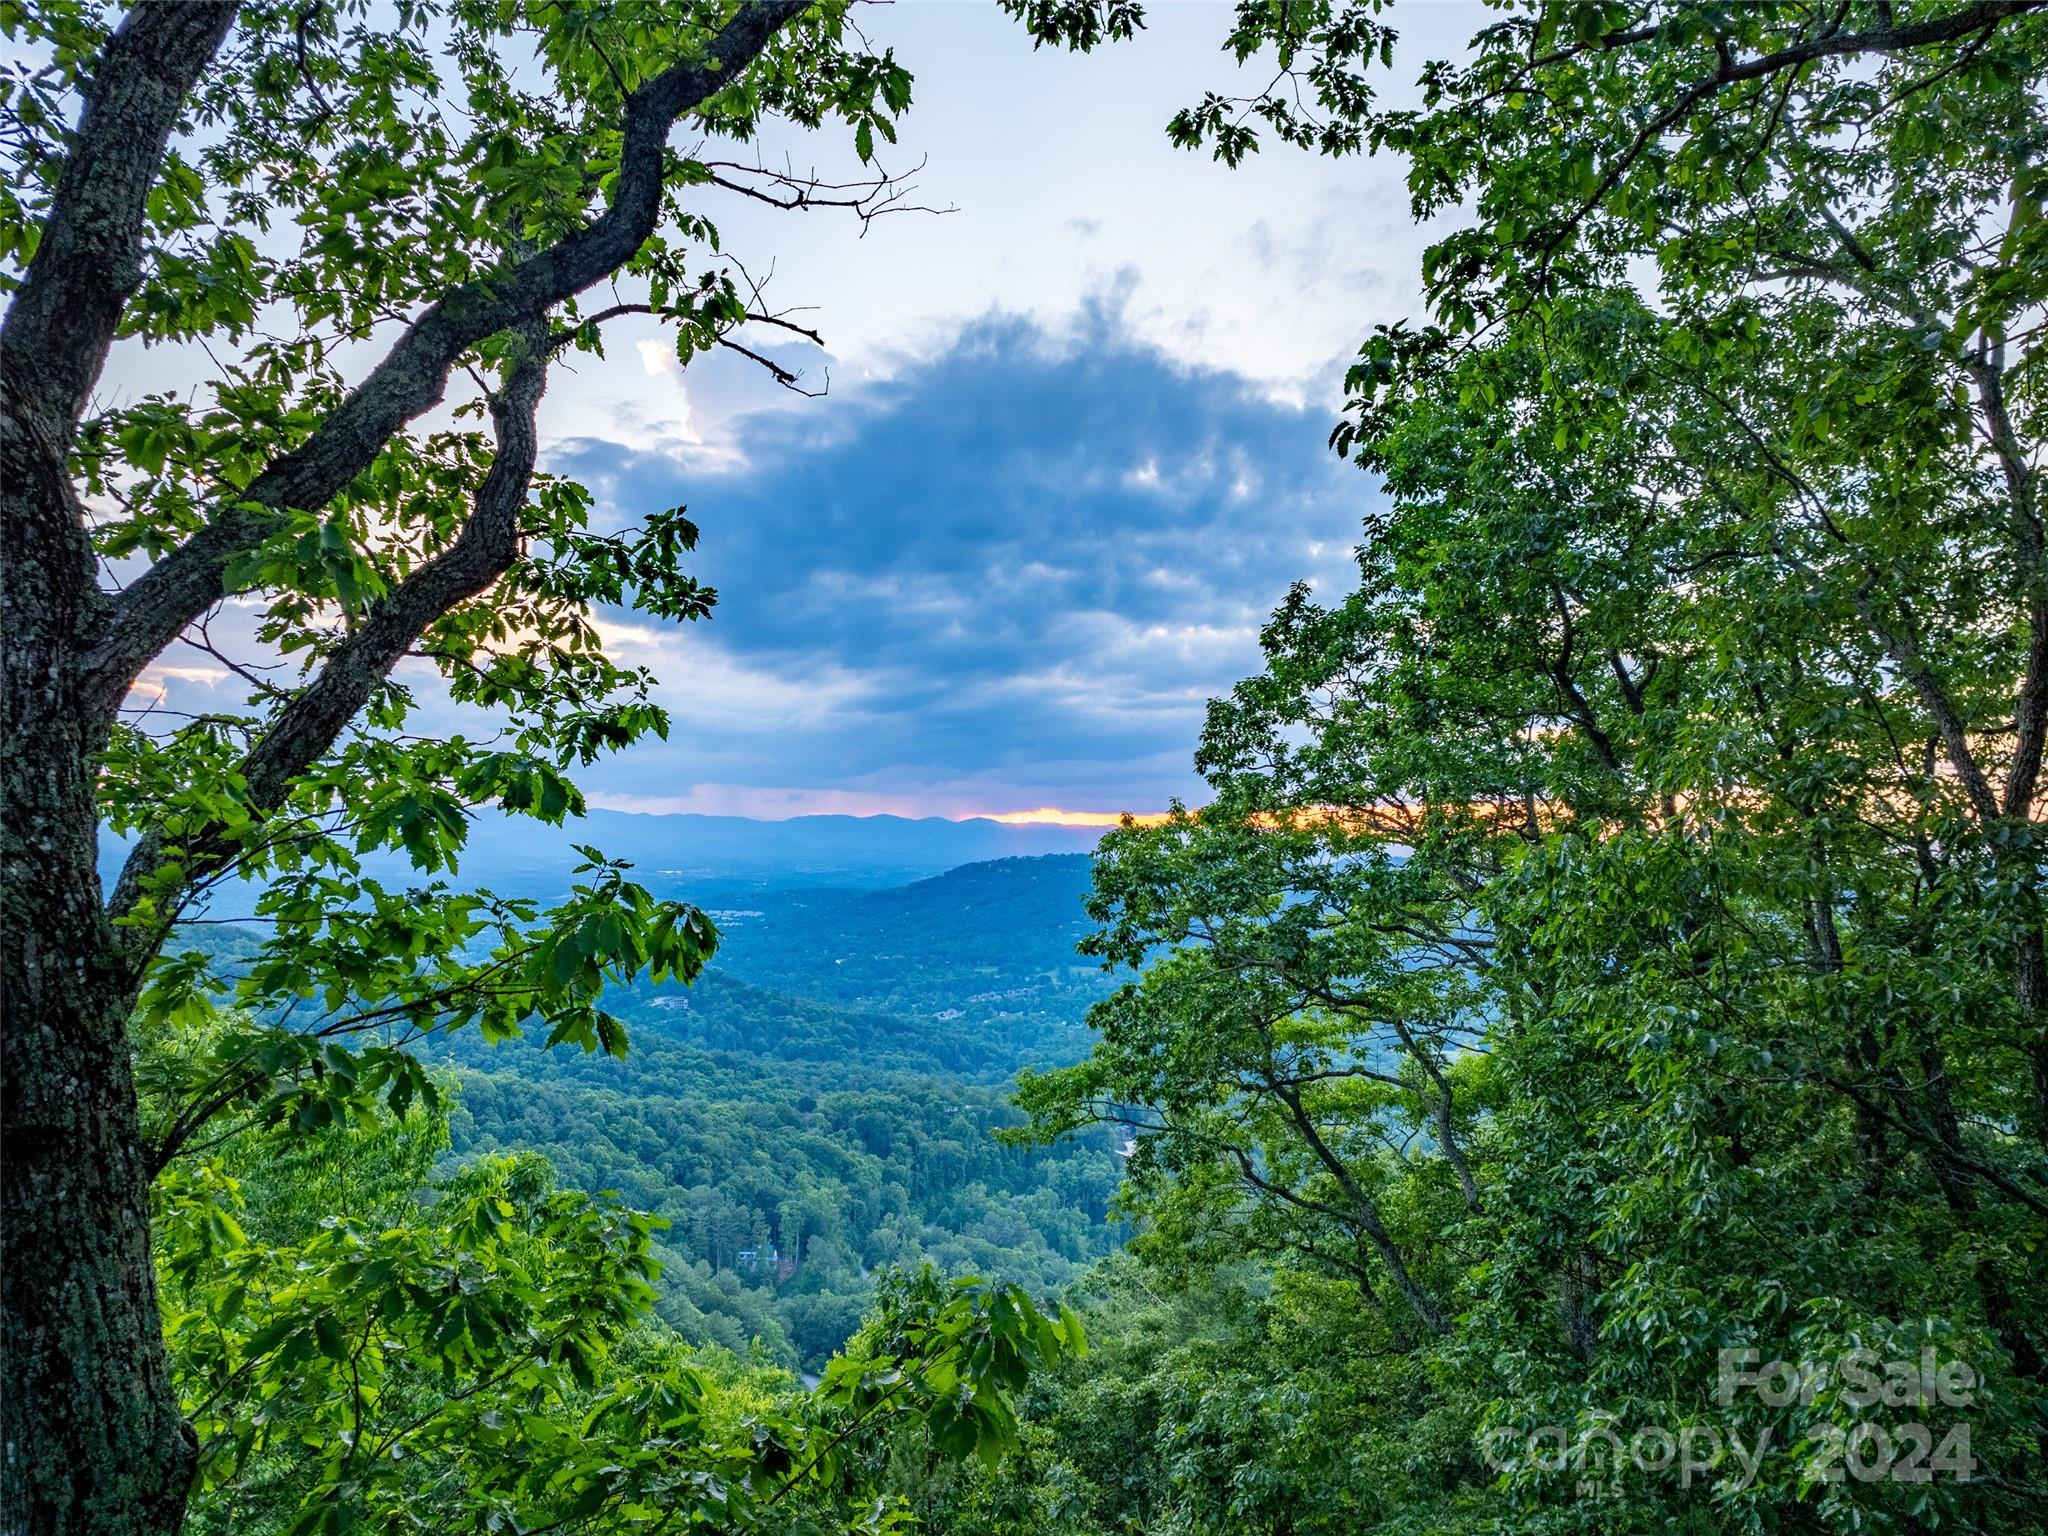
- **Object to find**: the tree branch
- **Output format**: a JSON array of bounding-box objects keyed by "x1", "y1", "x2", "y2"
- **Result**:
[
  {"x1": 84, "y1": 0, "x2": 810, "y2": 719},
  {"x1": 0, "y1": 1, "x2": 240, "y2": 439},
  {"x1": 1524, "y1": 0, "x2": 2048, "y2": 287},
  {"x1": 1269, "y1": 1081, "x2": 1448, "y2": 1334},
  {"x1": 109, "y1": 316, "x2": 551, "y2": 946},
  {"x1": 701, "y1": 152, "x2": 954, "y2": 230},
  {"x1": 1966, "y1": 342, "x2": 2048, "y2": 817}
]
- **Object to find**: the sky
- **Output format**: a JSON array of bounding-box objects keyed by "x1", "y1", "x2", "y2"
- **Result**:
[{"x1": 114, "y1": 1, "x2": 1487, "y2": 824}]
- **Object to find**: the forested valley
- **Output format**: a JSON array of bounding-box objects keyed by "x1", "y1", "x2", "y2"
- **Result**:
[
  {"x1": 8, "y1": 3, "x2": 2048, "y2": 1536},
  {"x1": 153, "y1": 845, "x2": 1128, "y2": 1372}
]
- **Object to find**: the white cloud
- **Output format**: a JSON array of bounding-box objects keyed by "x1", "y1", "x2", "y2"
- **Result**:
[{"x1": 635, "y1": 338, "x2": 678, "y2": 376}]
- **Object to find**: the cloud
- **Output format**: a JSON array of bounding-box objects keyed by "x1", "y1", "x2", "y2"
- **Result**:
[{"x1": 546, "y1": 307, "x2": 1375, "y2": 817}]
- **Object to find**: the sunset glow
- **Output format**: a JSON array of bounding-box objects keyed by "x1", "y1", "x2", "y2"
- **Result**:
[{"x1": 985, "y1": 807, "x2": 1175, "y2": 828}]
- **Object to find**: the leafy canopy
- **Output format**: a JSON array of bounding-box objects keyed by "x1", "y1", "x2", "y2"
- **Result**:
[
  {"x1": 1011, "y1": 3, "x2": 2048, "y2": 1532},
  {"x1": 152, "y1": 1047, "x2": 1085, "y2": 1535}
]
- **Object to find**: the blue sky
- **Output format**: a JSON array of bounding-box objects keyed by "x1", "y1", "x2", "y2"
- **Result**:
[{"x1": 108, "y1": 2, "x2": 1485, "y2": 822}]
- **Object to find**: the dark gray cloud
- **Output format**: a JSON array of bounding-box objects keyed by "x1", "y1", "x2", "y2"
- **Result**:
[{"x1": 554, "y1": 308, "x2": 1375, "y2": 815}]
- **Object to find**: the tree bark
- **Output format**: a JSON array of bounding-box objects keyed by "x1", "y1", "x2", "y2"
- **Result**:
[
  {"x1": 3, "y1": 419, "x2": 191, "y2": 1533},
  {"x1": 2, "y1": 8, "x2": 238, "y2": 1526}
]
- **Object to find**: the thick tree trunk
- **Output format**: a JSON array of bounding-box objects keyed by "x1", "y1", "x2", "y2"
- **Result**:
[
  {"x1": 0, "y1": 920, "x2": 189, "y2": 1536},
  {"x1": 3, "y1": 412, "x2": 190, "y2": 1534},
  {"x1": 0, "y1": 9, "x2": 244, "y2": 1518}
]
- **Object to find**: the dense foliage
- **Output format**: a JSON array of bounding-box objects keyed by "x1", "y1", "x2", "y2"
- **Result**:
[
  {"x1": 448, "y1": 899, "x2": 1127, "y2": 1367},
  {"x1": 149, "y1": 1062, "x2": 1084, "y2": 1536},
  {"x1": 994, "y1": 2, "x2": 2048, "y2": 1533},
  {"x1": 455, "y1": 1047, "x2": 1122, "y2": 1371}
]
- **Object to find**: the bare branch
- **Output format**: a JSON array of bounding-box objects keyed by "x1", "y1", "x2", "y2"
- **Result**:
[
  {"x1": 702, "y1": 152, "x2": 955, "y2": 232},
  {"x1": 716, "y1": 335, "x2": 827, "y2": 395},
  {"x1": 558, "y1": 295, "x2": 828, "y2": 393}
]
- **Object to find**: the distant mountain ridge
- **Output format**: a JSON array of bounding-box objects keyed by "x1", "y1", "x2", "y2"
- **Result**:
[
  {"x1": 99, "y1": 808, "x2": 1110, "y2": 915},
  {"x1": 550, "y1": 808, "x2": 1105, "y2": 883},
  {"x1": 704, "y1": 855, "x2": 1110, "y2": 1069}
]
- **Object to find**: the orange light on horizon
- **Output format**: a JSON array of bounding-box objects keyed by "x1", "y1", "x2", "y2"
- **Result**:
[{"x1": 986, "y1": 806, "x2": 1175, "y2": 828}]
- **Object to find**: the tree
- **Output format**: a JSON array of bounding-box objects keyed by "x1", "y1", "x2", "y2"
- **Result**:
[
  {"x1": 1173, "y1": 0, "x2": 2048, "y2": 1135},
  {"x1": 1018, "y1": 2, "x2": 2048, "y2": 1528},
  {"x1": 0, "y1": 2, "x2": 944, "y2": 1529},
  {"x1": 1030, "y1": 296, "x2": 2048, "y2": 1526},
  {"x1": 1017, "y1": 815, "x2": 1486, "y2": 1339}
]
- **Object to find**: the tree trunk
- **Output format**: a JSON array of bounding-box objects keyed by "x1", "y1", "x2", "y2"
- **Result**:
[
  {"x1": 3, "y1": 412, "x2": 190, "y2": 1534},
  {"x1": 2015, "y1": 924, "x2": 2048, "y2": 1146}
]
